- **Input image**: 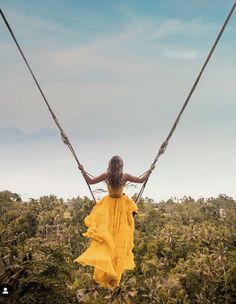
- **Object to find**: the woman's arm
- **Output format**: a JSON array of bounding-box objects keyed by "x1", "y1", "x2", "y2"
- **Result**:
[
  {"x1": 124, "y1": 172, "x2": 150, "y2": 183},
  {"x1": 78, "y1": 164, "x2": 108, "y2": 184},
  {"x1": 124, "y1": 165, "x2": 155, "y2": 183},
  {"x1": 83, "y1": 172, "x2": 108, "y2": 184}
]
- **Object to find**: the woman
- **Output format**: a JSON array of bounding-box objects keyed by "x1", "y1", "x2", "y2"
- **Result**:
[{"x1": 73, "y1": 156, "x2": 155, "y2": 289}]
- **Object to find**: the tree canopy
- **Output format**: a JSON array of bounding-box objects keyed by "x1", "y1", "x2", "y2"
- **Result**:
[{"x1": 0, "y1": 190, "x2": 236, "y2": 303}]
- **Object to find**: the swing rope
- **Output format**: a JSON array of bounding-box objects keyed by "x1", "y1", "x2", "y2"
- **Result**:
[
  {"x1": 135, "y1": 0, "x2": 236, "y2": 204},
  {"x1": 0, "y1": 8, "x2": 96, "y2": 203}
]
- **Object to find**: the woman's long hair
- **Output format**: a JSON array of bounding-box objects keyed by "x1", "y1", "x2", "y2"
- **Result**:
[{"x1": 106, "y1": 156, "x2": 124, "y2": 188}]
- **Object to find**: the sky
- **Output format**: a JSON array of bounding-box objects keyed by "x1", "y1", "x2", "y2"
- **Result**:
[{"x1": 0, "y1": 0, "x2": 235, "y2": 202}]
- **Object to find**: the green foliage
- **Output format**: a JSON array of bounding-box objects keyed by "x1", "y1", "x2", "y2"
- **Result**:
[
  {"x1": 0, "y1": 192, "x2": 236, "y2": 303},
  {"x1": 13, "y1": 242, "x2": 76, "y2": 304},
  {"x1": 0, "y1": 190, "x2": 21, "y2": 203}
]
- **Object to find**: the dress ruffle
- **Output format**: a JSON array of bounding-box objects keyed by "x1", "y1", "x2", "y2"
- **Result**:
[{"x1": 73, "y1": 194, "x2": 138, "y2": 289}]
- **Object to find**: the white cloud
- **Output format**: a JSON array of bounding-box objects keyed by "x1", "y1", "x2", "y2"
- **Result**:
[
  {"x1": 161, "y1": 49, "x2": 200, "y2": 60},
  {"x1": 0, "y1": 9, "x2": 69, "y2": 36},
  {"x1": 46, "y1": 18, "x2": 213, "y2": 64},
  {"x1": 150, "y1": 18, "x2": 216, "y2": 39},
  {"x1": 0, "y1": 127, "x2": 57, "y2": 143}
]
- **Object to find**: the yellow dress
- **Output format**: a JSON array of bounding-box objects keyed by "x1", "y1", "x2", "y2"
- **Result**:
[{"x1": 73, "y1": 184, "x2": 138, "y2": 289}]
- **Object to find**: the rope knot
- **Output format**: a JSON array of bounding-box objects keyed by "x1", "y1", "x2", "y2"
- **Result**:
[
  {"x1": 61, "y1": 131, "x2": 69, "y2": 145},
  {"x1": 159, "y1": 140, "x2": 168, "y2": 155}
]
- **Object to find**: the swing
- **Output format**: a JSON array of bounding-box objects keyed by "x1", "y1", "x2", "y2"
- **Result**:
[{"x1": 1, "y1": 1, "x2": 235, "y2": 204}]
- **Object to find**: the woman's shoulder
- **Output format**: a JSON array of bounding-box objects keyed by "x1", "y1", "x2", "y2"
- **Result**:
[
  {"x1": 122, "y1": 173, "x2": 128, "y2": 184},
  {"x1": 123, "y1": 173, "x2": 132, "y2": 181}
]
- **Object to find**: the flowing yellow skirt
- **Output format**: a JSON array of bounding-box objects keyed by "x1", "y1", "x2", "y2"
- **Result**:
[{"x1": 73, "y1": 194, "x2": 138, "y2": 289}]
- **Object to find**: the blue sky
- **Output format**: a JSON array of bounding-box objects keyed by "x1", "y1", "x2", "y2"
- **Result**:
[{"x1": 0, "y1": 0, "x2": 235, "y2": 202}]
